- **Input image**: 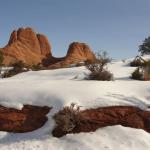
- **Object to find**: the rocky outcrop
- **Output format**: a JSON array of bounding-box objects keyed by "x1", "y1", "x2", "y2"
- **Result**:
[
  {"x1": 52, "y1": 106, "x2": 150, "y2": 137},
  {"x1": 1, "y1": 105, "x2": 149, "y2": 135},
  {"x1": 0, "y1": 28, "x2": 52, "y2": 66},
  {"x1": 64, "y1": 42, "x2": 95, "y2": 65},
  {"x1": 0, "y1": 27, "x2": 95, "y2": 67},
  {"x1": 0, "y1": 105, "x2": 51, "y2": 132},
  {"x1": 44, "y1": 42, "x2": 96, "y2": 68}
]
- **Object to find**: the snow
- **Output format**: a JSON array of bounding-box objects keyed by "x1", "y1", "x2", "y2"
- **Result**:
[
  {"x1": 1, "y1": 125, "x2": 150, "y2": 150},
  {"x1": 0, "y1": 60, "x2": 149, "y2": 111},
  {"x1": 0, "y1": 56, "x2": 150, "y2": 149}
]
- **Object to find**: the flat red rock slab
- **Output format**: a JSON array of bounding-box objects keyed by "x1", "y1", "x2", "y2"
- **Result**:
[
  {"x1": 0, "y1": 105, "x2": 51, "y2": 132},
  {"x1": 52, "y1": 106, "x2": 150, "y2": 137}
]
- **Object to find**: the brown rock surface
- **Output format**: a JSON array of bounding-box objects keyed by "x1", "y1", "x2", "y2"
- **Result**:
[
  {"x1": 0, "y1": 27, "x2": 52, "y2": 66},
  {"x1": 37, "y1": 34, "x2": 52, "y2": 56},
  {"x1": 65, "y1": 42, "x2": 96, "y2": 64},
  {"x1": 44, "y1": 42, "x2": 96, "y2": 68},
  {"x1": 0, "y1": 28, "x2": 95, "y2": 67},
  {"x1": 0, "y1": 105, "x2": 51, "y2": 132},
  {"x1": 52, "y1": 106, "x2": 150, "y2": 137}
]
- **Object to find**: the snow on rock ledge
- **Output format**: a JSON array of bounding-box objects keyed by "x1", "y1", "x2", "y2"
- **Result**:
[{"x1": 52, "y1": 106, "x2": 150, "y2": 137}]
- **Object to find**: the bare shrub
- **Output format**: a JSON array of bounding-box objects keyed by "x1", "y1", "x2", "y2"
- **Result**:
[
  {"x1": 131, "y1": 68, "x2": 143, "y2": 80},
  {"x1": 53, "y1": 103, "x2": 81, "y2": 132},
  {"x1": 130, "y1": 59, "x2": 144, "y2": 67},
  {"x1": 31, "y1": 63, "x2": 43, "y2": 71},
  {"x1": 2, "y1": 61, "x2": 27, "y2": 78},
  {"x1": 85, "y1": 50, "x2": 113, "y2": 81},
  {"x1": 131, "y1": 61, "x2": 150, "y2": 80},
  {"x1": 130, "y1": 56, "x2": 146, "y2": 67},
  {"x1": 89, "y1": 70, "x2": 113, "y2": 81}
]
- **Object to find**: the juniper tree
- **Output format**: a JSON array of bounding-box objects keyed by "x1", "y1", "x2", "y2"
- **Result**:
[{"x1": 139, "y1": 37, "x2": 150, "y2": 55}]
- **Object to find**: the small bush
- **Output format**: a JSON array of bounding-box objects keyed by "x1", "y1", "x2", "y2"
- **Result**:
[
  {"x1": 12, "y1": 61, "x2": 25, "y2": 71},
  {"x1": 86, "y1": 50, "x2": 113, "y2": 81},
  {"x1": 139, "y1": 36, "x2": 150, "y2": 55},
  {"x1": 31, "y1": 63, "x2": 43, "y2": 71},
  {"x1": 2, "y1": 61, "x2": 27, "y2": 78},
  {"x1": 131, "y1": 61, "x2": 150, "y2": 80},
  {"x1": 130, "y1": 59, "x2": 144, "y2": 67},
  {"x1": 53, "y1": 103, "x2": 81, "y2": 132},
  {"x1": 130, "y1": 56, "x2": 146, "y2": 67},
  {"x1": 89, "y1": 70, "x2": 113, "y2": 81},
  {"x1": 131, "y1": 68, "x2": 143, "y2": 80}
]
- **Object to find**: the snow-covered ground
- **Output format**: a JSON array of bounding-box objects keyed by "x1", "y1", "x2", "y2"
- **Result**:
[{"x1": 0, "y1": 57, "x2": 150, "y2": 150}]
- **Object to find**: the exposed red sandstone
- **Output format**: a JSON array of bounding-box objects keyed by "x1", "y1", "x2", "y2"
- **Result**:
[
  {"x1": 44, "y1": 42, "x2": 96, "y2": 68},
  {"x1": 37, "y1": 34, "x2": 52, "y2": 56},
  {"x1": 52, "y1": 106, "x2": 150, "y2": 137},
  {"x1": 0, "y1": 105, "x2": 51, "y2": 132},
  {"x1": 0, "y1": 28, "x2": 52, "y2": 66},
  {"x1": 0, "y1": 28, "x2": 95, "y2": 67},
  {"x1": 64, "y1": 42, "x2": 95, "y2": 65},
  {"x1": 66, "y1": 42, "x2": 95, "y2": 61},
  {"x1": 0, "y1": 105, "x2": 150, "y2": 136}
]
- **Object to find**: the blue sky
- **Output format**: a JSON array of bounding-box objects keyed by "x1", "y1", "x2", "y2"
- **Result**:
[{"x1": 0, "y1": 0, "x2": 150, "y2": 59}]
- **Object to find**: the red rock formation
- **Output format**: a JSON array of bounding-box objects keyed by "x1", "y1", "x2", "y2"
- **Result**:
[
  {"x1": 0, "y1": 28, "x2": 95, "y2": 67},
  {"x1": 0, "y1": 105, "x2": 51, "y2": 132},
  {"x1": 37, "y1": 34, "x2": 52, "y2": 56},
  {"x1": 0, "y1": 27, "x2": 52, "y2": 66},
  {"x1": 45, "y1": 42, "x2": 96, "y2": 68},
  {"x1": 52, "y1": 106, "x2": 150, "y2": 137},
  {"x1": 65, "y1": 42, "x2": 95, "y2": 63},
  {"x1": 8, "y1": 30, "x2": 17, "y2": 45}
]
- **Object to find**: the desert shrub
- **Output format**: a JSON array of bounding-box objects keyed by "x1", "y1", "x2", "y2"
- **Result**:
[
  {"x1": 130, "y1": 59, "x2": 144, "y2": 67},
  {"x1": 85, "y1": 50, "x2": 113, "y2": 81},
  {"x1": 12, "y1": 61, "x2": 25, "y2": 71},
  {"x1": 89, "y1": 69, "x2": 113, "y2": 81},
  {"x1": 131, "y1": 68, "x2": 143, "y2": 80},
  {"x1": 31, "y1": 63, "x2": 43, "y2": 71},
  {"x1": 53, "y1": 103, "x2": 81, "y2": 132},
  {"x1": 2, "y1": 61, "x2": 27, "y2": 78},
  {"x1": 139, "y1": 36, "x2": 150, "y2": 55},
  {"x1": 130, "y1": 56, "x2": 146, "y2": 67},
  {"x1": 131, "y1": 61, "x2": 150, "y2": 80}
]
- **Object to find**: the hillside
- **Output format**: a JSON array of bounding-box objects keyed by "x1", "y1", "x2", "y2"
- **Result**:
[{"x1": 0, "y1": 56, "x2": 150, "y2": 149}]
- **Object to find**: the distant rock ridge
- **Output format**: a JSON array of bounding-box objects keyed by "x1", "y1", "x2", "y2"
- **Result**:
[{"x1": 0, "y1": 27, "x2": 95, "y2": 67}]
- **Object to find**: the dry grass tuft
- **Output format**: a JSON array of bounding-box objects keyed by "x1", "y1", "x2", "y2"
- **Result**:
[{"x1": 53, "y1": 103, "x2": 82, "y2": 132}]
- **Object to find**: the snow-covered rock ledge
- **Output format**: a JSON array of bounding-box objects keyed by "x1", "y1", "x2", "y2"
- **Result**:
[
  {"x1": 0, "y1": 105, "x2": 51, "y2": 132},
  {"x1": 52, "y1": 106, "x2": 150, "y2": 137},
  {"x1": 0, "y1": 104, "x2": 150, "y2": 137}
]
